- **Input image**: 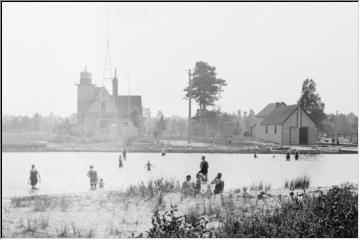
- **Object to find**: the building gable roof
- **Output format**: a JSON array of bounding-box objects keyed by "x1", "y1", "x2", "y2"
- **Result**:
[
  {"x1": 260, "y1": 104, "x2": 298, "y2": 125},
  {"x1": 116, "y1": 96, "x2": 142, "y2": 118},
  {"x1": 81, "y1": 87, "x2": 142, "y2": 119},
  {"x1": 256, "y1": 102, "x2": 286, "y2": 117}
]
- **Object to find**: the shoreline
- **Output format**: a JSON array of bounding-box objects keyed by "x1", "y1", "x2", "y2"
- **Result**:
[
  {"x1": 0, "y1": 184, "x2": 334, "y2": 201},
  {"x1": 2, "y1": 148, "x2": 357, "y2": 154}
]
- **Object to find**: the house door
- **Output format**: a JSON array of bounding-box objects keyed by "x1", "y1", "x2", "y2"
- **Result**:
[
  {"x1": 290, "y1": 127, "x2": 298, "y2": 145},
  {"x1": 299, "y1": 127, "x2": 308, "y2": 145}
]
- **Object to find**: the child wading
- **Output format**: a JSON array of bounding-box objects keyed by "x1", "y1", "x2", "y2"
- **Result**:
[
  {"x1": 211, "y1": 172, "x2": 224, "y2": 195},
  {"x1": 87, "y1": 165, "x2": 99, "y2": 191},
  {"x1": 99, "y1": 179, "x2": 105, "y2": 188},
  {"x1": 29, "y1": 164, "x2": 41, "y2": 189}
]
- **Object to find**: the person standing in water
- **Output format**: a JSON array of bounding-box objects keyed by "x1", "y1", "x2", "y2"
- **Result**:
[
  {"x1": 286, "y1": 150, "x2": 291, "y2": 161},
  {"x1": 118, "y1": 155, "x2": 123, "y2": 168},
  {"x1": 199, "y1": 156, "x2": 209, "y2": 182},
  {"x1": 145, "y1": 161, "x2": 155, "y2": 171},
  {"x1": 211, "y1": 172, "x2": 225, "y2": 195},
  {"x1": 123, "y1": 148, "x2": 127, "y2": 160},
  {"x1": 29, "y1": 164, "x2": 41, "y2": 189},
  {"x1": 295, "y1": 150, "x2": 299, "y2": 160},
  {"x1": 87, "y1": 165, "x2": 99, "y2": 191}
]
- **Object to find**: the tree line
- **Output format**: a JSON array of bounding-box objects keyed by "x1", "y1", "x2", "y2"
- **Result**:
[{"x1": 2, "y1": 61, "x2": 357, "y2": 139}]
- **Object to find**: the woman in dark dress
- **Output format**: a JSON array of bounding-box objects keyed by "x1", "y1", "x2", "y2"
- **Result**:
[{"x1": 29, "y1": 164, "x2": 41, "y2": 189}]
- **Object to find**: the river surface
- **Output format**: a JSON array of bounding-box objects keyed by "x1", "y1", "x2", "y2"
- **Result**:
[{"x1": 2, "y1": 152, "x2": 358, "y2": 197}]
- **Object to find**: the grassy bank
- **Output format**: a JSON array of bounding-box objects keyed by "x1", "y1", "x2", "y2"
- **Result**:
[{"x1": 2, "y1": 180, "x2": 358, "y2": 238}]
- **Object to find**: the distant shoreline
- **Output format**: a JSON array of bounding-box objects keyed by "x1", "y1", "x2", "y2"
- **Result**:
[{"x1": 2, "y1": 148, "x2": 357, "y2": 154}]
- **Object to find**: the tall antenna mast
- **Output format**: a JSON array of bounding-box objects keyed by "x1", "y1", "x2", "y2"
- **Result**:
[
  {"x1": 103, "y1": 8, "x2": 112, "y2": 83},
  {"x1": 97, "y1": 9, "x2": 113, "y2": 134},
  {"x1": 128, "y1": 69, "x2": 131, "y2": 121}
]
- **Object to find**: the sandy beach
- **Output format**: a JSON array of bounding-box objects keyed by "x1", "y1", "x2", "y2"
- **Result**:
[{"x1": 2, "y1": 184, "x2": 335, "y2": 238}]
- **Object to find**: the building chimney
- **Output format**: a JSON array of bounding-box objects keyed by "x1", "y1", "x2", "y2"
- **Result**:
[{"x1": 112, "y1": 68, "x2": 118, "y2": 106}]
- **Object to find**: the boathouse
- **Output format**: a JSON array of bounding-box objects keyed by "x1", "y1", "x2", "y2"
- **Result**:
[{"x1": 251, "y1": 102, "x2": 317, "y2": 145}]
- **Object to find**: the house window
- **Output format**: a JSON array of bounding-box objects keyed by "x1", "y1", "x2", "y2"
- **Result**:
[
  {"x1": 274, "y1": 125, "x2": 277, "y2": 134},
  {"x1": 101, "y1": 102, "x2": 106, "y2": 112},
  {"x1": 265, "y1": 125, "x2": 268, "y2": 134}
]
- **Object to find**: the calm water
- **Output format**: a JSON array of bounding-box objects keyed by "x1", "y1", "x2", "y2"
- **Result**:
[{"x1": 2, "y1": 152, "x2": 358, "y2": 197}]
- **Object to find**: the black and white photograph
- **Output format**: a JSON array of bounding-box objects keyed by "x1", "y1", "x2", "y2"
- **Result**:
[{"x1": 1, "y1": 1, "x2": 359, "y2": 238}]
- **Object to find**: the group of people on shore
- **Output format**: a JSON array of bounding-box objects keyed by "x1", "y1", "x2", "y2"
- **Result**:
[{"x1": 181, "y1": 156, "x2": 224, "y2": 197}]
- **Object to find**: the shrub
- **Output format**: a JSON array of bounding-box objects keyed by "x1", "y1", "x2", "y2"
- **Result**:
[
  {"x1": 215, "y1": 185, "x2": 358, "y2": 238},
  {"x1": 147, "y1": 205, "x2": 211, "y2": 238}
]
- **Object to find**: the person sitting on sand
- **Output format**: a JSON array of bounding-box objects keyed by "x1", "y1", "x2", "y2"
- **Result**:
[
  {"x1": 145, "y1": 161, "x2": 155, "y2": 171},
  {"x1": 211, "y1": 172, "x2": 224, "y2": 195},
  {"x1": 99, "y1": 178, "x2": 105, "y2": 188},
  {"x1": 118, "y1": 155, "x2": 123, "y2": 168},
  {"x1": 199, "y1": 156, "x2": 209, "y2": 181},
  {"x1": 87, "y1": 165, "x2": 99, "y2": 191},
  {"x1": 29, "y1": 164, "x2": 41, "y2": 189},
  {"x1": 182, "y1": 175, "x2": 195, "y2": 196}
]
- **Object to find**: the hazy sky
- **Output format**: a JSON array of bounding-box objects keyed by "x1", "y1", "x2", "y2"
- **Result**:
[{"x1": 2, "y1": 2, "x2": 358, "y2": 117}]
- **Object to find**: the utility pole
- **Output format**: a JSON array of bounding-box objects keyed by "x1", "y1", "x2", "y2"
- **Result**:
[{"x1": 188, "y1": 69, "x2": 192, "y2": 144}]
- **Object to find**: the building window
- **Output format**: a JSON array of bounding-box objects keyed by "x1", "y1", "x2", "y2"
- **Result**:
[
  {"x1": 274, "y1": 125, "x2": 277, "y2": 134},
  {"x1": 265, "y1": 125, "x2": 268, "y2": 134},
  {"x1": 101, "y1": 102, "x2": 106, "y2": 112}
]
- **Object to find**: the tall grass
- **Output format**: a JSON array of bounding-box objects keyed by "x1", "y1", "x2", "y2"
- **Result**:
[
  {"x1": 284, "y1": 175, "x2": 311, "y2": 191},
  {"x1": 126, "y1": 178, "x2": 180, "y2": 198},
  {"x1": 23, "y1": 217, "x2": 39, "y2": 234},
  {"x1": 39, "y1": 215, "x2": 50, "y2": 229},
  {"x1": 33, "y1": 196, "x2": 52, "y2": 212},
  {"x1": 107, "y1": 222, "x2": 123, "y2": 237},
  {"x1": 250, "y1": 182, "x2": 271, "y2": 191},
  {"x1": 59, "y1": 197, "x2": 71, "y2": 212},
  {"x1": 56, "y1": 223, "x2": 96, "y2": 238}
]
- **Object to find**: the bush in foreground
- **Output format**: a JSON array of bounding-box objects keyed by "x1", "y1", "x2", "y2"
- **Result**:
[{"x1": 146, "y1": 184, "x2": 358, "y2": 238}]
